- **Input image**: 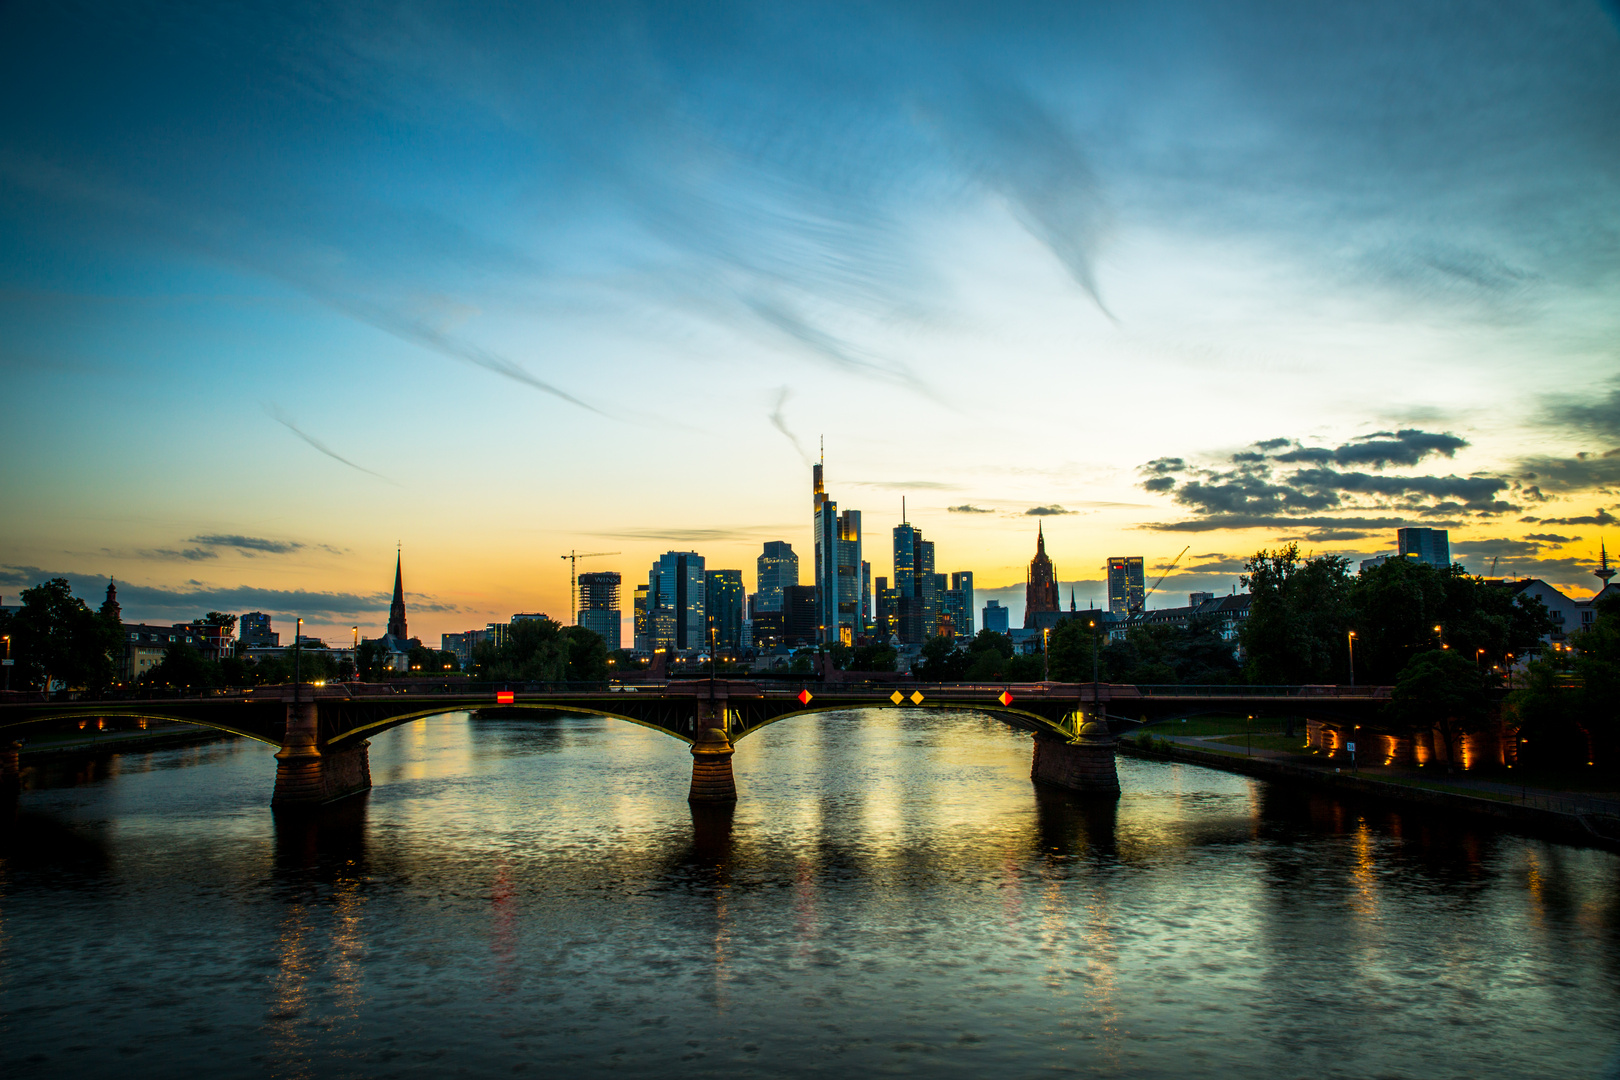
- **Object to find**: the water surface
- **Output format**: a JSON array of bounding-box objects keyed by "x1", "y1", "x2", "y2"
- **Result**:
[{"x1": 2, "y1": 709, "x2": 1616, "y2": 1078}]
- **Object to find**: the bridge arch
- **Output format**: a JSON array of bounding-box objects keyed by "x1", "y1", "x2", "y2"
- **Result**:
[
  {"x1": 326, "y1": 703, "x2": 698, "y2": 746},
  {"x1": 0, "y1": 708, "x2": 280, "y2": 746},
  {"x1": 729, "y1": 700, "x2": 1078, "y2": 742}
]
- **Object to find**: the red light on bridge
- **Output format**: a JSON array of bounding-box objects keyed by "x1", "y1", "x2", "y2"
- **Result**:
[
  {"x1": 998, "y1": 690, "x2": 1014, "y2": 706},
  {"x1": 496, "y1": 691, "x2": 515, "y2": 704}
]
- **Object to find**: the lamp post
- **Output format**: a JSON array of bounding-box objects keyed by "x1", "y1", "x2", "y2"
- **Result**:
[
  {"x1": 2, "y1": 634, "x2": 10, "y2": 692},
  {"x1": 1089, "y1": 619, "x2": 1099, "y2": 722},
  {"x1": 1347, "y1": 630, "x2": 1357, "y2": 688},
  {"x1": 1433, "y1": 624, "x2": 1443, "y2": 649},
  {"x1": 293, "y1": 617, "x2": 303, "y2": 702},
  {"x1": 1042, "y1": 627, "x2": 1050, "y2": 682}
]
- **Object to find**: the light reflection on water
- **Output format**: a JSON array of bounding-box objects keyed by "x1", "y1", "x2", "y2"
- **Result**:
[{"x1": 2, "y1": 708, "x2": 1618, "y2": 1078}]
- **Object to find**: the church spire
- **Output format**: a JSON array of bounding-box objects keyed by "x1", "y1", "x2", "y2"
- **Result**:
[{"x1": 386, "y1": 550, "x2": 408, "y2": 640}]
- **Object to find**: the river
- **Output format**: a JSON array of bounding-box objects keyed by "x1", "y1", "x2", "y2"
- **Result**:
[{"x1": 2, "y1": 709, "x2": 1617, "y2": 1078}]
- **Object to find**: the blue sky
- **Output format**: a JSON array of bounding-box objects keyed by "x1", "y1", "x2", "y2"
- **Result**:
[{"x1": 3, "y1": 0, "x2": 1618, "y2": 639}]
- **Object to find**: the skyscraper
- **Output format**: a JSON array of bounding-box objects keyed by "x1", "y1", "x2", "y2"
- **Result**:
[
  {"x1": 1024, "y1": 525, "x2": 1060, "y2": 628},
  {"x1": 1106, "y1": 556, "x2": 1145, "y2": 616},
  {"x1": 705, "y1": 569, "x2": 744, "y2": 651},
  {"x1": 983, "y1": 599, "x2": 1010, "y2": 634},
  {"x1": 633, "y1": 584, "x2": 649, "y2": 651},
  {"x1": 648, "y1": 551, "x2": 706, "y2": 652},
  {"x1": 812, "y1": 456, "x2": 863, "y2": 644},
  {"x1": 1397, "y1": 527, "x2": 1451, "y2": 569},
  {"x1": 951, "y1": 571, "x2": 974, "y2": 637},
  {"x1": 892, "y1": 520, "x2": 917, "y2": 602},
  {"x1": 756, "y1": 541, "x2": 798, "y2": 612},
  {"x1": 577, "y1": 571, "x2": 621, "y2": 651}
]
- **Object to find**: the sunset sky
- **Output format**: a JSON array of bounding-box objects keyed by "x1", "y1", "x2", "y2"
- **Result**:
[{"x1": 3, "y1": 1, "x2": 1618, "y2": 644}]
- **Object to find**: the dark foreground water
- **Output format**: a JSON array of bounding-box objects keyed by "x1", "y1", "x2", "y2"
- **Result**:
[{"x1": 2, "y1": 710, "x2": 1618, "y2": 1079}]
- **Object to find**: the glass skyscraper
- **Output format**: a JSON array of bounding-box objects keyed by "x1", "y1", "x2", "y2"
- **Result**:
[
  {"x1": 577, "y1": 571, "x2": 621, "y2": 651},
  {"x1": 755, "y1": 541, "x2": 798, "y2": 612},
  {"x1": 705, "y1": 569, "x2": 745, "y2": 651},
  {"x1": 1397, "y1": 527, "x2": 1451, "y2": 569},
  {"x1": 648, "y1": 551, "x2": 706, "y2": 652},
  {"x1": 1107, "y1": 556, "x2": 1145, "y2": 616}
]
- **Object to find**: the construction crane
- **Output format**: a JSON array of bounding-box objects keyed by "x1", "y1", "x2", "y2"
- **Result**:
[
  {"x1": 1134, "y1": 546, "x2": 1190, "y2": 615},
  {"x1": 560, "y1": 550, "x2": 619, "y2": 625}
]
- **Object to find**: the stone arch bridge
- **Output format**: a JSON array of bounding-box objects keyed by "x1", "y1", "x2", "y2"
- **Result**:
[{"x1": 0, "y1": 681, "x2": 1390, "y2": 807}]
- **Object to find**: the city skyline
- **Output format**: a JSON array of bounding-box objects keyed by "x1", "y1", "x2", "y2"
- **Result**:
[{"x1": 3, "y1": 2, "x2": 1618, "y2": 643}]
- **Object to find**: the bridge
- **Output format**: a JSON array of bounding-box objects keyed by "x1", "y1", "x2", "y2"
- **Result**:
[{"x1": 0, "y1": 681, "x2": 1391, "y2": 808}]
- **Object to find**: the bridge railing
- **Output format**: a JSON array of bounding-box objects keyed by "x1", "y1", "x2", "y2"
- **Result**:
[{"x1": 1129, "y1": 684, "x2": 1392, "y2": 698}]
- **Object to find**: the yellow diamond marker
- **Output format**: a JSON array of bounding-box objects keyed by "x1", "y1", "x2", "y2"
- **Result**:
[
  {"x1": 889, "y1": 690, "x2": 904, "y2": 704},
  {"x1": 909, "y1": 690, "x2": 925, "y2": 705}
]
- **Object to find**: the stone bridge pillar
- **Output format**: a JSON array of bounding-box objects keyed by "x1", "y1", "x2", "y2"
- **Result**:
[
  {"x1": 272, "y1": 694, "x2": 372, "y2": 809},
  {"x1": 0, "y1": 739, "x2": 21, "y2": 825},
  {"x1": 1031, "y1": 714, "x2": 1120, "y2": 796},
  {"x1": 688, "y1": 683, "x2": 737, "y2": 803}
]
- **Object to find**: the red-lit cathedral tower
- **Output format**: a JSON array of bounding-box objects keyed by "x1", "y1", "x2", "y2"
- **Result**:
[{"x1": 1024, "y1": 523, "x2": 1061, "y2": 628}]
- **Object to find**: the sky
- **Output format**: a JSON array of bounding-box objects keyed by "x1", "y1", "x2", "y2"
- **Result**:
[{"x1": 2, "y1": 0, "x2": 1618, "y2": 644}]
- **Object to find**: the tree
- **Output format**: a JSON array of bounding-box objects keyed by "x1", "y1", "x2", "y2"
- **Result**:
[
  {"x1": 851, "y1": 642, "x2": 898, "y2": 672},
  {"x1": 562, "y1": 626, "x2": 609, "y2": 681},
  {"x1": 472, "y1": 617, "x2": 569, "y2": 681},
  {"x1": 356, "y1": 639, "x2": 386, "y2": 680},
  {"x1": 1388, "y1": 648, "x2": 1492, "y2": 771},
  {"x1": 408, "y1": 644, "x2": 458, "y2": 674},
  {"x1": 141, "y1": 642, "x2": 222, "y2": 690},
  {"x1": 1507, "y1": 593, "x2": 1620, "y2": 768},
  {"x1": 1349, "y1": 558, "x2": 1552, "y2": 685},
  {"x1": 912, "y1": 635, "x2": 969, "y2": 681},
  {"x1": 1240, "y1": 545, "x2": 1354, "y2": 684},
  {"x1": 196, "y1": 612, "x2": 237, "y2": 631},
  {"x1": 9, "y1": 578, "x2": 120, "y2": 696},
  {"x1": 1047, "y1": 619, "x2": 1102, "y2": 683}
]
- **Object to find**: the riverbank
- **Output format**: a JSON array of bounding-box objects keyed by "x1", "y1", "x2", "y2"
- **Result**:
[
  {"x1": 1119, "y1": 737, "x2": 1620, "y2": 852},
  {"x1": 13, "y1": 723, "x2": 239, "y2": 758}
]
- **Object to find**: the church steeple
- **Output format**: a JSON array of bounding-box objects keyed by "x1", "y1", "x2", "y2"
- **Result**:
[
  {"x1": 1024, "y1": 524, "x2": 1060, "y2": 628},
  {"x1": 386, "y1": 550, "x2": 408, "y2": 640}
]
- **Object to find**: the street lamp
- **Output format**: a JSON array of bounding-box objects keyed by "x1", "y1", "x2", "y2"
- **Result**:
[
  {"x1": 1042, "y1": 627, "x2": 1050, "y2": 682},
  {"x1": 1088, "y1": 620, "x2": 1099, "y2": 723},
  {"x1": 2, "y1": 634, "x2": 10, "y2": 693},
  {"x1": 1347, "y1": 630, "x2": 1357, "y2": 688},
  {"x1": 1433, "y1": 624, "x2": 1443, "y2": 649},
  {"x1": 293, "y1": 617, "x2": 303, "y2": 701}
]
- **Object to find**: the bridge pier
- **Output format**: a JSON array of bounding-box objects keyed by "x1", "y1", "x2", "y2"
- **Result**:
[
  {"x1": 272, "y1": 699, "x2": 371, "y2": 808},
  {"x1": 688, "y1": 684, "x2": 738, "y2": 803},
  {"x1": 1031, "y1": 719, "x2": 1120, "y2": 796}
]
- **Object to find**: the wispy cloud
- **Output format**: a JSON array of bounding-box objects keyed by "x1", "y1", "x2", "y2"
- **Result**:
[
  {"x1": 947, "y1": 504, "x2": 994, "y2": 514},
  {"x1": 189, "y1": 534, "x2": 303, "y2": 555},
  {"x1": 767, "y1": 386, "x2": 812, "y2": 466},
  {"x1": 1025, "y1": 505, "x2": 1076, "y2": 516},
  {"x1": 267, "y1": 405, "x2": 393, "y2": 482}
]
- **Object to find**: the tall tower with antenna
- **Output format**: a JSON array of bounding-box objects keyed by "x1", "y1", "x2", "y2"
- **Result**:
[{"x1": 1598, "y1": 540, "x2": 1615, "y2": 590}]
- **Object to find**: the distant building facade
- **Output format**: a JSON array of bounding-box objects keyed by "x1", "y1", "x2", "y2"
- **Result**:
[
  {"x1": 982, "y1": 599, "x2": 1009, "y2": 634},
  {"x1": 756, "y1": 541, "x2": 799, "y2": 613},
  {"x1": 1397, "y1": 528, "x2": 1451, "y2": 569},
  {"x1": 578, "y1": 571, "x2": 622, "y2": 651},
  {"x1": 240, "y1": 612, "x2": 278, "y2": 647},
  {"x1": 648, "y1": 551, "x2": 706, "y2": 653},
  {"x1": 951, "y1": 571, "x2": 974, "y2": 638},
  {"x1": 705, "y1": 569, "x2": 745, "y2": 651},
  {"x1": 1107, "y1": 556, "x2": 1145, "y2": 616}
]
